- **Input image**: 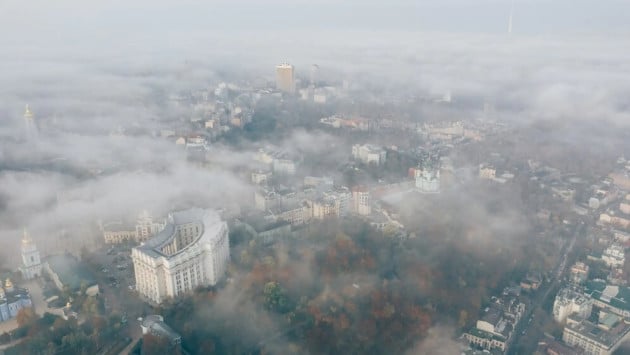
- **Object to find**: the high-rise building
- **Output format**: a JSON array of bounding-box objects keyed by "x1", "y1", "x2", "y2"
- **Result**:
[
  {"x1": 132, "y1": 209, "x2": 230, "y2": 304},
  {"x1": 352, "y1": 186, "x2": 371, "y2": 216},
  {"x1": 20, "y1": 229, "x2": 42, "y2": 280},
  {"x1": 276, "y1": 63, "x2": 295, "y2": 93}
]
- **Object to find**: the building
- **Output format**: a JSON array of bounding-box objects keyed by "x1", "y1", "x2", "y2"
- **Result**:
[
  {"x1": 102, "y1": 221, "x2": 137, "y2": 244},
  {"x1": 585, "y1": 280, "x2": 630, "y2": 318},
  {"x1": 352, "y1": 186, "x2": 371, "y2": 216},
  {"x1": 463, "y1": 292, "x2": 525, "y2": 353},
  {"x1": 132, "y1": 209, "x2": 230, "y2": 304},
  {"x1": 415, "y1": 155, "x2": 441, "y2": 193},
  {"x1": 273, "y1": 158, "x2": 296, "y2": 175},
  {"x1": 135, "y1": 211, "x2": 166, "y2": 243},
  {"x1": 479, "y1": 164, "x2": 497, "y2": 180},
  {"x1": 0, "y1": 279, "x2": 32, "y2": 322},
  {"x1": 44, "y1": 254, "x2": 99, "y2": 296},
  {"x1": 571, "y1": 262, "x2": 590, "y2": 285},
  {"x1": 102, "y1": 211, "x2": 165, "y2": 244},
  {"x1": 140, "y1": 315, "x2": 182, "y2": 348},
  {"x1": 553, "y1": 288, "x2": 593, "y2": 323},
  {"x1": 275, "y1": 63, "x2": 295, "y2": 93},
  {"x1": 251, "y1": 170, "x2": 272, "y2": 185},
  {"x1": 352, "y1": 144, "x2": 387, "y2": 166},
  {"x1": 20, "y1": 229, "x2": 43, "y2": 280},
  {"x1": 602, "y1": 245, "x2": 625, "y2": 268},
  {"x1": 562, "y1": 314, "x2": 630, "y2": 355}
]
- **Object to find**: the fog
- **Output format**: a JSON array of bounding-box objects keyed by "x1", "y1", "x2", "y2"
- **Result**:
[{"x1": 1, "y1": 1, "x2": 629, "y2": 354}]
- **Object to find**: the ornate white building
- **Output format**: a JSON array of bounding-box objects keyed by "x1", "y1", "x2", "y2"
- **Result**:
[
  {"x1": 132, "y1": 209, "x2": 230, "y2": 304},
  {"x1": 20, "y1": 229, "x2": 42, "y2": 280}
]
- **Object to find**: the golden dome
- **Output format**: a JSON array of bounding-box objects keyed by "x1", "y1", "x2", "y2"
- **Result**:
[{"x1": 24, "y1": 105, "x2": 34, "y2": 121}]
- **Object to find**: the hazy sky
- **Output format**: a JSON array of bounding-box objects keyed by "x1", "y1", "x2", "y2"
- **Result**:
[{"x1": 3, "y1": 0, "x2": 630, "y2": 43}]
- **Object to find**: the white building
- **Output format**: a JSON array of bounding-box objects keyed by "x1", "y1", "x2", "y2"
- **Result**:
[
  {"x1": 553, "y1": 288, "x2": 593, "y2": 324},
  {"x1": 352, "y1": 187, "x2": 371, "y2": 216},
  {"x1": 415, "y1": 154, "x2": 441, "y2": 193},
  {"x1": 602, "y1": 245, "x2": 625, "y2": 268},
  {"x1": 273, "y1": 158, "x2": 296, "y2": 175},
  {"x1": 20, "y1": 229, "x2": 43, "y2": 280},
  {"x1": 563, "y1": 314, "x2": 630, "y2": 355},
  {"x1": 352, "y1": 144, "x2": 386, "y2": 166},
  {"x1": 135, "y1": 211, "x2": 166, "y2": 243},
  {"x1": 132, "y1": 209, "x2": 229, "y2": 304}
]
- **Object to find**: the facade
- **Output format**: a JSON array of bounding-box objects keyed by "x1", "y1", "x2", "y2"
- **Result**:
[
  {"x1": 352, "y1": 144, "x2": 387, "y2": 166},
  {"x1": 352, "y1": 187, "x2": 371, "y2": 216},
  {"x1": 136, "y1": 211, "x2": 166, "y2": 243},
  {"x1": 102, "y1": 211, "x2": 165, "y2": 244},
  {"x1": 563, "y1": 315, "x2": 630, "y2": 355},
  {"x1": 571, "y1": 262, "x2": 590, "y2": 285},
  {"x1": 20, "y1": 229, "x2": 43, "y2": 280},
  {"x1": 415, "y1": 153, "x2": 441, "y2": 193},
  {"x1": 602, "y1": 245, "x2": 625, "y2": 268},
  {"x1": 553, "y1": 287, "x2": 593, "y2": 323},
  {"x1": 275, "y1": 63, "x2": 295, "y2": 93},
  {"x1": 132, "y1": 209, "x2": 230, "y2": 304},
  {"x1": 102, "y1": 222, "x2": 136, "y2": 244},
  {"x1": 273, "y1": 158, "x2": 296, "y2": 175},
  {"x1": 479, "y1": 164, "x2": 497, "y2": 180}
]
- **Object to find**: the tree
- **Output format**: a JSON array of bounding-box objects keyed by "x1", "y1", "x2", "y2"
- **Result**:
[
  {"x1": 16, "y1": 307, "x2": 36, "y2": 327},
  {"x1": 142, "y1": 334, "x2": 176, "y2": 355}
]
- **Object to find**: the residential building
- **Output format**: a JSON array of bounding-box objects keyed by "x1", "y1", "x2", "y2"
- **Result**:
[
  {"x1": 0, "y1": 279, "x2": 32, "y2": 322},
  {"x1": 20, "y1": 229, "x2": 43, "y2": 280},
  {"x1": 352, "y1": 144, "x2": 387, "y2": 166},
  {"x1": 251, "y1": 170, "x2": 272, "y2": 185},
  {"x1": 275, "y1": 63, "x2": 295, "y2": 93},
  {"x1": 570, "y1": 262, "x2": 590, "y2": 285},
  {"x1": 352, "y1": 186, "x2": 371, "y2": 216},
  {"x1": 102, "y1": 221, "x2": 136, "y2": 244},
  {"x1": 479, "y1": 164, "x2": 497, "y2": 180},
  {"x1": 132, "y1": 209, "x2": 230, "y2": 304},
  {"x1": 562, "y1": 314, "x2": 630, "y2": 355},
  {"x1": 553, "y1": 287, "x2": 593, "y2": 323},
  {"x1": 602, "y1": 245, "x2": 625, "y2": 268},
  {"x1": 415, "y1": 156, "x2": 441, "y2": 193},
  {"x1": 102, "y1": 211, "x2": 165, "y2": 244},
  {"x1": 463, "y1": 292, "x2": 525, "y2": 353}
]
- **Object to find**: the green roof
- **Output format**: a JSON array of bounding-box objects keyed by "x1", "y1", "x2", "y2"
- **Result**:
[{"x1": 585, "y1": 280, "x2": 630, "y2": 312}]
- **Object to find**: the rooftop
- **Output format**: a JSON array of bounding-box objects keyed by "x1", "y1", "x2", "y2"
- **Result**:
[
  {"x1": 565, "y1": 315, "x2": 630, "y2": 348},
  {"x1": 136, "y1": 209, "x2": 224, "y2": 260}
]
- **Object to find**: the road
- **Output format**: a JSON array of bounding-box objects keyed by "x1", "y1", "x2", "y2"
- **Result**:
[
  {"x1": 508, "y1": 226, "x2": 579, "y2": 354},
  {"x1": 87, "y1": 246, "x2": 148, "y2": 354}
]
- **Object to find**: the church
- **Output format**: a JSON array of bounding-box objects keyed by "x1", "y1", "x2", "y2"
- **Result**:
[{"x1": 20, "y1": 229, "x2": 43, "y2": 280}]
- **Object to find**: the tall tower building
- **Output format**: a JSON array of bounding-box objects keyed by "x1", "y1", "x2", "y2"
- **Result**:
[
  {"x1": 275, "y1": 63, "x2": 295, "y2": 93},
  {"x1": 20, "y1": 229, "x2": 43, "y2": 280},
  {"x1": 23, "y1": 105, "x2": 38, "y2": 139}
]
